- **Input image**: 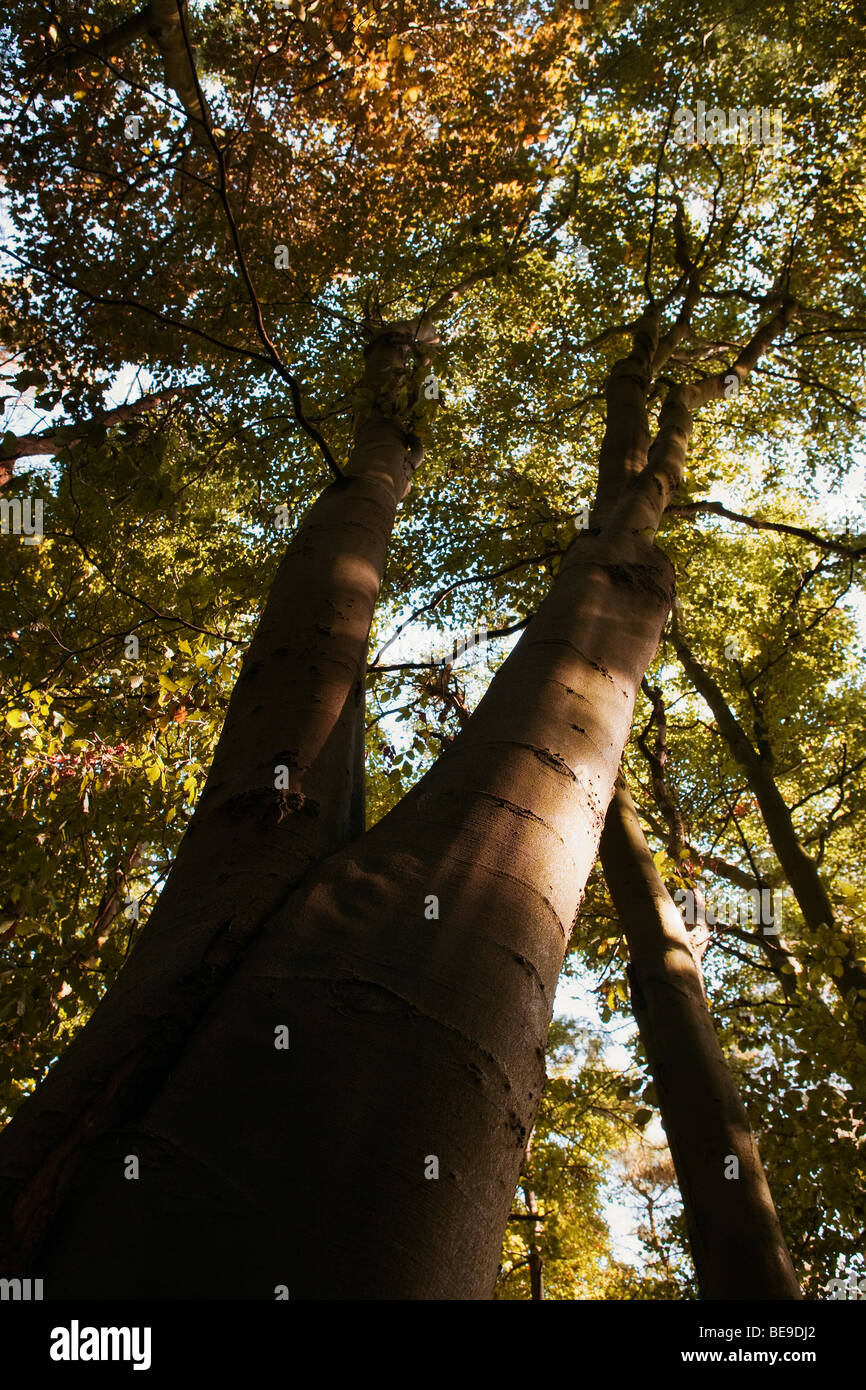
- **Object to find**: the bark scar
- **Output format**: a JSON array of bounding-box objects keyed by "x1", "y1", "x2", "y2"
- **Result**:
[
  {"x1": 475, "y1": 792, "x2": 548, "y2": 825},
  {"x1": 510, "y1": 951, "x2": 547, "y2": 995},
  {"x1": 525, "y1": 745, "x2": 576, "y2": 780},
  {"x1": 220, "y1": 788, "x2": 318, "y2": 823}
]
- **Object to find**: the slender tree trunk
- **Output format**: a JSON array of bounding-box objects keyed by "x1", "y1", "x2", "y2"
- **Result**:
[
  {"x1": 78, "y1": 842, "x2": 145, "y2": 969},
  {"x1": 672, "y1": 622, "x2": 866, "y2": 1038},
  {"x1": 635, "y1": 681, "x2": 798, "y2": 993},
  {"x1": 0, "y1": 320, "x2": 436, "y2": 1273},
  {"x1": 600, "y1": 776, "x2": 801, "y2": 1299},
  {"x1": 523, "y1": 1171, "x2": 545, "y2": 1301}
]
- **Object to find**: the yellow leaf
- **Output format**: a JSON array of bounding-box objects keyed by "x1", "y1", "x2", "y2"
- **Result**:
[
  {"x1": 387, "y1": 35, "x2": 401, "y2": 59},
  {"x1": 73, "y1": 90, "x2": 87, "y2": 100},
  {"x1": 146, "y1": 764, "x2": 161, "y2": 785},
  {"x1": 403, "y1": 44, "x2": 416, "y2": 61},
  {"x1": 5, "y1": 710, "x2": 28, "y2": 728}
]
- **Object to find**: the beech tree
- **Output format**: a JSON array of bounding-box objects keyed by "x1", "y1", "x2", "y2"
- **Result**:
[{"x1": 1, "y1": 0, "x2": 864, "y2": 1299}]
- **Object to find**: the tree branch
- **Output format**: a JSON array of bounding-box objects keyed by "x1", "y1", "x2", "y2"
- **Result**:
[
  {"x1": 665, "y1": 501, "x2": 865, "y2": 558},
  {"x1": 1, "y1": 386, "x2": 193, "y2": 487}
]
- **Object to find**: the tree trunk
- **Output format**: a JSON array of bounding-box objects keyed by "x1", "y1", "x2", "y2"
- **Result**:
[
  {"x1": 523, "y1": 1179, "x2": 545, "y2": 1301},
  {"x1": 23, "y1": 319, "x2": 678, "y2": 1297},
  {"x1": 0, "y1": 320, "x2": 435, "y2": 1273},
  {"x1": 0, "y1": 300, "x2": 793, "y2": 1298},
  {"x1": 672, "y1": 622, "x2": 866, "y2": 1038},
  {"x1": 600, "y1": 776, "x2": 801, "y2": 1299},
  {"x1": 635, "y1": 681, "x2": 798, "y2": 994}
]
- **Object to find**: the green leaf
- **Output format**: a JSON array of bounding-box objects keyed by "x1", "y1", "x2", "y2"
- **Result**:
[{"x1": 11, "y1": 369, "x2": 48, "y2": 391}]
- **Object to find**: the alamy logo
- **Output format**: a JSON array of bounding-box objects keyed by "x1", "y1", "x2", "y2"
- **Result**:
[
  {"x1": 674, "y1": 885, "x2": 781, "y2": 934},
  {"x1": 673, "y1": 102, "x2": 784, "y2": 150},
  {"x1": 426, "y1": 622, "x2": 491, "y2": 670},
  {"x1": 825, "y1": 1274, "x2": 866, "y2": 1300},
  {"x1": 0, "y1": 1276, "x2": 43, "y2": 1299},
  {"x1": 49, "y1": 1320, "x2": 152, "y2": 1371},
  {"x1": 0, "y1": 496, "x2": 43, "y2": 544}
]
